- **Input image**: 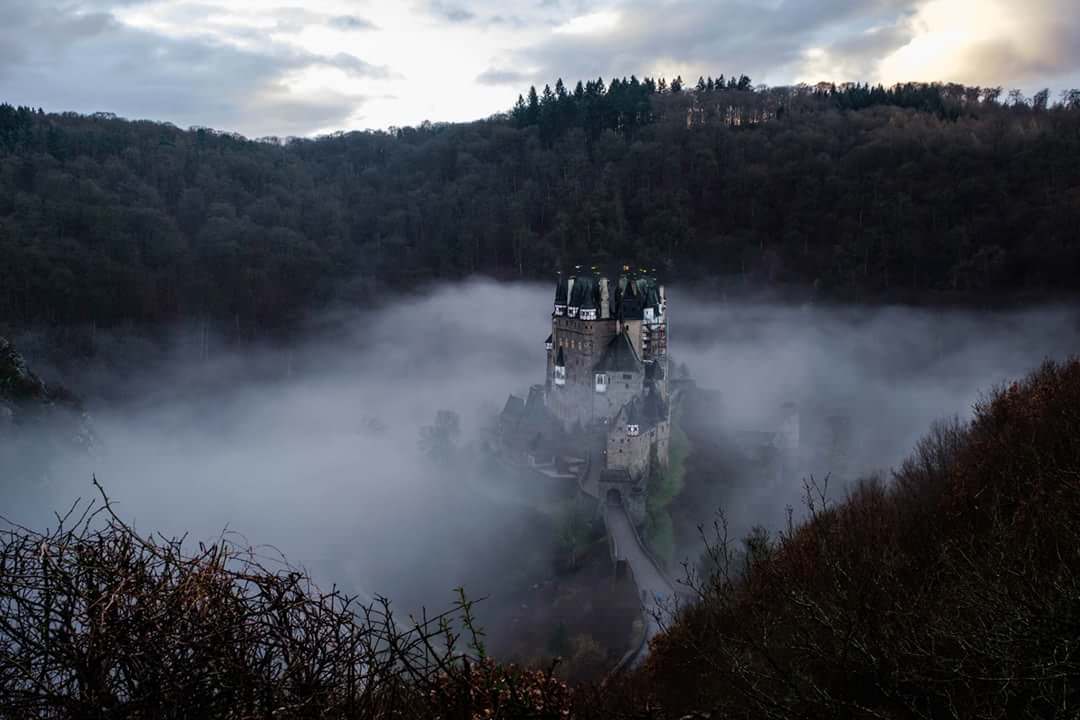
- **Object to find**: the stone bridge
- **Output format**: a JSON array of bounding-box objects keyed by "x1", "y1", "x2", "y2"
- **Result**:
[{"x1": 578, "y1": 454, "x2": 678, "y2": 669}]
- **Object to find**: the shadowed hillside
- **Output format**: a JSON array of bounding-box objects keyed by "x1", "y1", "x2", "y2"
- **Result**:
[
  {"x1": 637, "y1": 357, "x2": 1080, "y2": 718},
  {"x1": 2, "y1": 80, "x2": 1079, "y2": 335}
]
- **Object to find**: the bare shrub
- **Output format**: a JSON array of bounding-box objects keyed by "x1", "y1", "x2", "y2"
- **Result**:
[{"x1": 0, "y1": 480, "x2": 570, "y2": 719}]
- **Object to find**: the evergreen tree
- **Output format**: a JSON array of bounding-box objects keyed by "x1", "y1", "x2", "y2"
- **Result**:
[
  {"x1": 526, "y1": 85, "x2": 541, "y2": 124},
  {"x1": 511, "y1": 94, "x2": 528, "y2": 127}
]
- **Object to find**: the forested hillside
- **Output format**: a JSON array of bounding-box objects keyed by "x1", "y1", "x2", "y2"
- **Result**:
[{"x1": 2, "y1": 79, "x2": 1079, "y2": 333}]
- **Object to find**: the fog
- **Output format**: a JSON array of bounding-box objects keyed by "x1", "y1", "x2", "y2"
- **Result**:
[
  {"x1": 672, "y1": 298, "x2": 1080, "y2": 541},
  {"x1": 4, "y1": 281, "x2": 1079, "y2": 616}
]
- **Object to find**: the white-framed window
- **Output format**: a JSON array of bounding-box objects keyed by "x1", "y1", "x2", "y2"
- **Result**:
[
  {"x1": 554, "y1": 365, "x2": 566, "y2": 386},
  {"x1": 580, "y1": 308, "x2": 597, "y2": 320},
  {"x1": 567, "y1": 306, "x2": 579, "y2": 318},
  {"x1": 627, "y1": 424, "x2": 641, "y2": 436},
  {"x1": 595, "y1": 373, "x2": 609, "y2": 393},
  {"x1": 554, "y1": 304, "x2": 566, "y2": 316}
]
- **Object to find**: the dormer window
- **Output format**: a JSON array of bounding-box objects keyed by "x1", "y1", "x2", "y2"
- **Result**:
[
  {"x1": 580, "y1": 308, "x2": 597, "y2": 320},
  {"x1": 567, "y1": 306, "x2": 579, "y2": 318},
  {"x1": 554, "y1": 304, "x2": 566, "y2": 317},
  {"x1": 595, "y1": 373, "x2": 609, "y2": 393},
  {"x1": 545, "y1": 338, "x2": 553, "y2": 351},
  {"x1": 644, "y1": 307, "x2": 654, "y2": 322},
  {"x1": 627, "y1": 424, "x2": 641, "y2": 437}
]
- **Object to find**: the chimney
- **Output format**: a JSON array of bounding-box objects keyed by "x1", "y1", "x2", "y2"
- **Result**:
[{"x1": 599, "y1": 277, "x2": 610, "y2": 319}]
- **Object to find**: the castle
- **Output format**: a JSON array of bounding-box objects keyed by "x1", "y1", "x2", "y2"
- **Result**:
[{"x1": 499, "y1": 266, "x2": 671, "y2": 525}]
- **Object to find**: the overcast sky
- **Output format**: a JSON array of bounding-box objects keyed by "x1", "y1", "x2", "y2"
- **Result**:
[{"x1": 1, "y1": 0, "x2": 1078, "y2": 137}]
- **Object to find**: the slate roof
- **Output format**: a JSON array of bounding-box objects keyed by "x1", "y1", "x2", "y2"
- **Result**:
[
  {"x1": 569, "y1": 275, "x2": 600, "y2": 310},
  {"x1": 525, "y1": 385, "x2": 546, "y2": 415},
  {"x1": 594, "y1": 332, "x2": 640, "y2": 373},
  {"x1": 614, "y1": 391, "x2": 669, "y2": 431},
  {"x1": 502, "y1": 394, "x2": 525, "y2": 418},
  {"x1": 554, "y1": 275, "x2": 568, "y2": 305},
  {"x1": 610, "y1": 272, "x2": 661, "y2": 321}
]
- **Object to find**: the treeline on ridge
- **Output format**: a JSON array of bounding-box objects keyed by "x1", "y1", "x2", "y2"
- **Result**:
[{"x1": 2, "y1": 77, "x2": 1080, "y2": 336}]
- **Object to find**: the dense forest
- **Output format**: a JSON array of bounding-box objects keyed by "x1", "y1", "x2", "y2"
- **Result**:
[{"x1": 2, "y1": 79, "x2": 1080, "y2": 334}]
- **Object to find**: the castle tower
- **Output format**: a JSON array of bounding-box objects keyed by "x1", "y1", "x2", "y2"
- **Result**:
[{"x1": 543, "y1": 265, "x2": 671, "y2": 488}]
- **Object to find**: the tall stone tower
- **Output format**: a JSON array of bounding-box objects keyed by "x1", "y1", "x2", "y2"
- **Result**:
[{"x1": 544, "y1": 266, "x2": 671, "y2": 501}]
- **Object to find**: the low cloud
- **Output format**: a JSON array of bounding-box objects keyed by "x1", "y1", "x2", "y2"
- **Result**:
[{"x1": 6, "y1": 281, "x2": 1080, "y2": 613}]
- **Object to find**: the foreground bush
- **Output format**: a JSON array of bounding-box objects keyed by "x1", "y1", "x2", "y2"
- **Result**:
[{"x1": 0, "y1": 483, "x2": 570, "y2": 719}]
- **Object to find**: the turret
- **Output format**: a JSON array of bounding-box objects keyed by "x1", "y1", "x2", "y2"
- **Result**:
[
  {"x1": 579, "y1": 272, "x2": 598, "y2": 320},
  {"x1": 553, "y1": 272, "x2": 568, "y2": 316},
  {"x1": 566, "y1": 267, "x2": 579, "y2": 318}
]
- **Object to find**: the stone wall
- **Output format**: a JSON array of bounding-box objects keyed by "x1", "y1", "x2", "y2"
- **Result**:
[
  {"x1": 549, "y1": 315, "x2": 618, "y2": 428},
  {"x1": 593, "y1": 369, "x2": 643, "y2": 423}
]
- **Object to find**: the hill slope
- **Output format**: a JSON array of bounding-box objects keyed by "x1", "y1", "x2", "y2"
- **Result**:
[
  {"x1": 2, "y1": 83, "x2": 1079, "y2": 334},
  {"x1": 636, "y1": 358, "x2": 1080, "y2": 718}
]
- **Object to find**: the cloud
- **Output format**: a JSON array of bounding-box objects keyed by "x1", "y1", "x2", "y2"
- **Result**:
[
  {"x1": 476, "y1": 67, "x2": 532, "y2": 85},
  {"x1": 496, "y1": 0, "x2": 917, "y2": 87},
  {"x1": 328, "y1": 14, "x2": 378, "y2": 31},
  {"x1": 874, "y1": 0, "x2": 1080, "y2": 88},
  {"x1": 0, "y1": 2, "x2": 387, "y2": 137},
  {"x1": 2, "y1": 0, "x2": 1078, "y2": 137},
  {"x1": 427, "y1": 0, "x2": 476, "y2": 23}
]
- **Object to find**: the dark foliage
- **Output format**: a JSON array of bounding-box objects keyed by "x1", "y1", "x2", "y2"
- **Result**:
[
  {"x1": 0, "y1": 482, "x2": 572, "y2": 719},
  {"x1": 638, "y1": 358, "x2": 1080, "y2": 718},
  {"x1": 2, "y1": 80, "x2": 1080, "y2": 334}
]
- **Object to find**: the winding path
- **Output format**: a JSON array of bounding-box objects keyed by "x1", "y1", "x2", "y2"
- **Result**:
[{"x1": 604, "y1": 500, "x2": 675, "y2": 667}]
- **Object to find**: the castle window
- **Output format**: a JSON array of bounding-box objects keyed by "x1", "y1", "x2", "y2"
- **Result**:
[{"x1": 595, "y1": 373, "x2": 609, "y2": 393}]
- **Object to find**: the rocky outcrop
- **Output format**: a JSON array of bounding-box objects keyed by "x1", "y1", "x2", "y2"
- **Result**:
[
  {"x1": 0, "y1": 336, "x2": 48, "y2": 404},
  {"x1": 0, "y1": 336, "x2": 94, "y2": 465}
]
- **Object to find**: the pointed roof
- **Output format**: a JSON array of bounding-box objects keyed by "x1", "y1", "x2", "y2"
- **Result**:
[
  {"x1": 525, "y1": 385, "x2": 546, "y2": 415},
  {"x1": 569, "y1": 275, "x2": 599, "y2": 310},
  {"x1": 554, "y1": 274, "x2": 569, "y2": 305},
  {"x1": 594, "y1": 331, "x2": 640, "y2": 373},
  {"x1": 555, "y1": 347, "x2": 566, "y2": 366},
  {"x1": 614, "y1": 391, "x2": 669, "y2": 430},
  {"x1": 501, "y1": 394, "x2": 525, "y2": 418}
]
